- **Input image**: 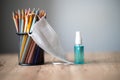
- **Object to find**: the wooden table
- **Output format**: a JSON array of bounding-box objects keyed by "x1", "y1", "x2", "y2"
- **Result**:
[{"x1": 0, "y1": 52, "x2": 120, "y2": 80}]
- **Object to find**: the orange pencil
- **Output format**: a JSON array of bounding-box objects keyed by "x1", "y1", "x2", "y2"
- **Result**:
[
  {"x1": 25, "y1": 39, "x2": 33, "y2": 64},
  {"x1": 39, "y1": 10, "x2": 46, "y2": 18},
  {"x1": 27, "y1": 41, "x2": 36, "y2": 64},
  {"x1": 12, "y1": 12, "x2": 19, "y2": 32}
]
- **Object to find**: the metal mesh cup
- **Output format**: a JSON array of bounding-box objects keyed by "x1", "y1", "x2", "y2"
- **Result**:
[{"x1": 17, "y1": 33, "x2": 44, "y2": 66}]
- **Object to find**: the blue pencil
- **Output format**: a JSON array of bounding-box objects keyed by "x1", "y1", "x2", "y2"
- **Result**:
[
  {"x1": 30, "y1": 9, "x2": 39, "y2": 33},
  {"x1": 33, "y1": 46, "x2": 40, "y2": 64}
]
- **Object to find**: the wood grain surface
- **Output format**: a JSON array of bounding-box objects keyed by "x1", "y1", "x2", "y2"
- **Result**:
[{"x1": 0, "y1": 52, "x2": 120, "y2": 80}]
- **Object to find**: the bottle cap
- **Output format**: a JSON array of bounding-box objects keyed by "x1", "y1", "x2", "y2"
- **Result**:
[{"x1": 75, "y1": 31, "x2": 82, "y2": 45}]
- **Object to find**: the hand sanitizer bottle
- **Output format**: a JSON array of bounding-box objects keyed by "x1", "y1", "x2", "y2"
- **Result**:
[{"x1": 74, "y1": 31, "x2": 84, "y2": 64}]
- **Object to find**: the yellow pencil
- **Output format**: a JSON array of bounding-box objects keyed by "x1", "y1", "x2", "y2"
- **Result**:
[
  {"x1": 20, "y1": 15, "x2": 29, "y2": 61},
  {"x1": 26, "y1": 14, "x2": 34, "y2": 33},
  {"x1": 20, "y1": 10, "x2": 30, "y2": 61},
  {"x1": 20, "y1": 35, "x2": 28, "y2": 61}
]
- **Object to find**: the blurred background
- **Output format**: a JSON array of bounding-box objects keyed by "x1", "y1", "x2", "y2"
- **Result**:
[{"x1": 0, "y1": 0, "x2": 120, "y2": 53}]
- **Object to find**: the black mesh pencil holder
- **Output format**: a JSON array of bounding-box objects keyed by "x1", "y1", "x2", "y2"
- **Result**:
[{"x1": 16, "y1": 33, "x2": 44, "y2": 66}]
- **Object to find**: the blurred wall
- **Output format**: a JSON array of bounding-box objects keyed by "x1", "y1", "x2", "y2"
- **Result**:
[{"x1": 0, "y1": 0, "x2": 120, "y2": 53}]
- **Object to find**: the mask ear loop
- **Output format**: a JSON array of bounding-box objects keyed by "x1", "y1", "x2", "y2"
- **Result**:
[
  {"x1": 28, "y1": 10, "x2": 46, "y2": 34},
  {"x1": 27, "y1": 10, "x2": 46, "y2": 35}
]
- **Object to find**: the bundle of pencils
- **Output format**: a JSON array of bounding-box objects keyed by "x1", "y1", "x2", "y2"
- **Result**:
[{"x1": 12, "y1": 8, "x2": 46, "y2": 65}]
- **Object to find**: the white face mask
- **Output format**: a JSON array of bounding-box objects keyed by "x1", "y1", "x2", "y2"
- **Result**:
[{"x1": 29, "y1": 17, "x2": 73, "y2": 64}]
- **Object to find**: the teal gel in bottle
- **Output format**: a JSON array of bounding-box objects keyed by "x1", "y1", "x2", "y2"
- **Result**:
[{"x1": 74, "y1": 31, "x2": 84, "y2": 64}]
